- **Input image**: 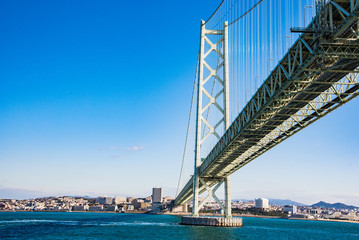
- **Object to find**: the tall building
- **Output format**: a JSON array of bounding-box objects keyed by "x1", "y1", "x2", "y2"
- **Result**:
[
  {"x1": 255, "y1": 198, "x2": 269, "y2": 209},
  {"x1": 152, "y1": 187, "x2": 162, "y2": 203}
]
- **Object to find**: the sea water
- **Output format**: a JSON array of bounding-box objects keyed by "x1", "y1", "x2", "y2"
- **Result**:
[{"x1": 1, "y1": 212, "x2": 359, "y2": 239}]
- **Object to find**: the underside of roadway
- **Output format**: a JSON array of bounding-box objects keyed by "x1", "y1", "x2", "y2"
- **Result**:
[{"x1": 175, "y1": 0, "x2": 359, "y2": 205}]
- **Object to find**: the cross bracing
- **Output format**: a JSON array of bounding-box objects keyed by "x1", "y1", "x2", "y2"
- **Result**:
[{"x1": 175, "y1": 0, "x2": 359, "y2": 206}]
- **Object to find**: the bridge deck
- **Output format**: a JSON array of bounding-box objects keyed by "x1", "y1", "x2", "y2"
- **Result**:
[{"x1": 176, "y1": 0, "x2": 359, "y2": 205}]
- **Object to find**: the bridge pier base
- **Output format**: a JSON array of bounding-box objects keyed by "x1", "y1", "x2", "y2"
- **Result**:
[
  {"x1": 171, "y1": 203, "x2": 188, "y2": 213},
  {"x1": 182, "y1": 203, "x2": 188, "y2": 213},
  {"x1": 181, "y1": 216, "x2": 242, "y2": 227}
]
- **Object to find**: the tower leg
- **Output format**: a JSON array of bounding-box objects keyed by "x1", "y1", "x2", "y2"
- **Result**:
[
  {"x1": 192, "y1": 20, "x2": 206, "y2": 217},
  {"x1": 224, "y1": 176, "x2": 232, "y2": 218},
  {"x1": 192, "y1": 170, "x2": 199, "y2": 217},
  {"x1": 223, "y1": 20, "x2": 232, "y2": 219}
]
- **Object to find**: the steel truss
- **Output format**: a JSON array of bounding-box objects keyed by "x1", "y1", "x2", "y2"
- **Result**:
[{"x1": 175, "y1": 0, "x2": 359, "y2": 206}]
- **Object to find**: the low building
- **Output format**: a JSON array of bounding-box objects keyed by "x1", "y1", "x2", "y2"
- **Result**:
[
  {"x1": 291, "y1": 213, "x2": 307, "y2": 218},
  {"x1": 309, "y1": 208, "x2": 322, "y2": 215},
  {"x1": 340, "y1": 212, "x2": 359, "y2": 221},
  {"x1": 118, "y1": 206, "x2": 126, "y2": 212},
  {"x1": 126, "y1": 205, "x2": 134, "y2": 211},
  {"x1": 0, "y1": 203, "x2": 6, "y2": 209},
  {"x1": 72, "y1": 206, "x2": 86, "y2": 211},
  {"x1": 163, "y1": 196, "x2": 173, "y2": 203},
  {"x1": 132, "y1": 199, "x2": 151, "y2": 210},
  {"x1": 96, "y1": 197, "x2": 113, "y2": 205},
  {"x1": 89, "y1": 206, "x2": 104, "y2": 211},
  {"x1": 114, "y1": 196, "x2": 127, "y2": 204},
  {"x1": 105, "y1": 205, "x2": 118, "y2": 212},
  {"x1": 284, "y1": 205, "x2": 297, "y2": 214}
]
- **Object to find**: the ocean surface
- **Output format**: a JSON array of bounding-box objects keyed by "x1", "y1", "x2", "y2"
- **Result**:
[{"x1": 0, "y1": 212, "x2": 359, "y2": 239}]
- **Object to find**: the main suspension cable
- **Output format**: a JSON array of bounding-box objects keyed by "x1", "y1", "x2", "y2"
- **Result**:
[{"x1": 205, "y1": 0, "x2": 225, "y2": 24}]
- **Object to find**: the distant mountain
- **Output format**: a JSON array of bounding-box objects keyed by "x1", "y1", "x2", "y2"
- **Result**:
[
  {"x1": 232, "y1": 198, "x2": 306, "y2": 206},
  {"x1": 68, "y1": 195, "x2": 94, "y2": 199},
  {"x1": 310, "y1": 201, "x2": 358, "y2": 210},
  {"x1": 268, "y1": 199, "x2": 306, "y2": 206}
]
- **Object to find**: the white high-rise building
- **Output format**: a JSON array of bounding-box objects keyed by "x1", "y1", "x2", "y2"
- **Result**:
[{"x1": 255, "y1": 198, "x2": 269, "y2": 209}]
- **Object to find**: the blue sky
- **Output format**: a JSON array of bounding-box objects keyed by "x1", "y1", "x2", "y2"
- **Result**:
[{"x1": 1, "y1": 0, "x2": 359, "y2": 206}]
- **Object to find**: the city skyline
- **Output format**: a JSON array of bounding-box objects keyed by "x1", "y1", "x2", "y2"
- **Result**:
[{"x1": 1, "y1": 0, "x2": 359, "y2": 206}]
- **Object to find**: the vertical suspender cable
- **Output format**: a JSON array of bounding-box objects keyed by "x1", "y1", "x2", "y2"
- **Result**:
[{"x1": 175, "y1": 52, "x2": 199, "y2": 198}]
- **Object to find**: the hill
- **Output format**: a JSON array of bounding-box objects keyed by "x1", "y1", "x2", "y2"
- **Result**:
[
  {"x1": 310, "y1": 201, "x2": 358, "y2": 210},
  {"x1": 269, "y1": 199, "x2": 306, "y2": 206},
  {"x1": 232, "y1": 198, "x2": 306, "y2": 206}
]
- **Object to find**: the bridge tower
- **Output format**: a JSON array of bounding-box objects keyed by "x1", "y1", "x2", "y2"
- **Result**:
[{"x1": 192, "y1": 20, "x2": 231, "y2": 218}]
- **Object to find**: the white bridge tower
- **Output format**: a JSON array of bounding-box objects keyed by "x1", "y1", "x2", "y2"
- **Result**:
[{"x1": 192, "y1": 20, "x2": 231, "y2": 218}]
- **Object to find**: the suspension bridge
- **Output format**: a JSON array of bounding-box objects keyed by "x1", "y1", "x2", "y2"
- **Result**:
[{"x1": 173, "y1": 0, "x2": 359, "y2": 226}]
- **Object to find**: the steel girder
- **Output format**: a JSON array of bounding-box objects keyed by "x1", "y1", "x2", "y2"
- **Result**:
[{"x1": 175, "y1": 0, "x2": 359, "y2": 206}]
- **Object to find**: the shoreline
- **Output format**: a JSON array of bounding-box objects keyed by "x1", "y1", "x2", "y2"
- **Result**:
[
  {"x1": 0, "y1": 210, "x2": 147, "y2": 214},
  {"x1": 165, "y1": 212, "x2": 359, "y2": 224},
  {"x1": 1, "y1": 210, "x2": 358, "y2": 224}
]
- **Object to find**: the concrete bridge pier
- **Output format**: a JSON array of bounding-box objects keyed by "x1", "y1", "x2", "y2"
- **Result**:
[
  {"x1": 171, "y1": 202, "x2": 188, "y2": 213},
  {"x1": 181, "y1": 216, "x2": 242, "y2": 227}
]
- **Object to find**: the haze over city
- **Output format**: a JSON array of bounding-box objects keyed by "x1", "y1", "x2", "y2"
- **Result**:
[{"x1": 1, "y1": 0, "x2": 359, "y2": 207}]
